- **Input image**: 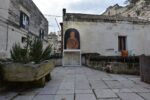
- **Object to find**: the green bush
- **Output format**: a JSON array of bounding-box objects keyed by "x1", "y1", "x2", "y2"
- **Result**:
[
  {"x1": 10, "y1": 44, "x2": 28, "y2": 63},
  {"x1": 29, "y1": 39, "x2": 43, "y2": 63},
  {"x1": 10, "y1": 38, "x2": 52, "y2": 63}
]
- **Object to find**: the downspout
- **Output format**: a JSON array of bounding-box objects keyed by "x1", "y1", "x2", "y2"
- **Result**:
[{"x1": 6, "y1": 23, "x2": 8, "y2": 51}]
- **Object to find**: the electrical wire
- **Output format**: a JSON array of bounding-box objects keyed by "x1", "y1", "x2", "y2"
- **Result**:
[{"x1": 44, "y1": 14, "x2": 62, "y2": 17}]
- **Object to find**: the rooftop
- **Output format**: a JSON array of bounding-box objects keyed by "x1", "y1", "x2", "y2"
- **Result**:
[{"x1": 63, "y1": 9, "x2": 150, "y2": 24}]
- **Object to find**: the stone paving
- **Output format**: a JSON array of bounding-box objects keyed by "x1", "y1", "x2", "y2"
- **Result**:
[{"x1": 0, "y1": 66, "x2": 150, "y2": 100}]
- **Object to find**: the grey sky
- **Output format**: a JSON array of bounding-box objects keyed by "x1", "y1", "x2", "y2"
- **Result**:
[{"x1": 33, "y1": 0, "x2": 126, "y2": 33}]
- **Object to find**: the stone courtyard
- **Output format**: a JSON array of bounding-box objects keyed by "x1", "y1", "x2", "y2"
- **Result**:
[{"x1": 1, "y1": 66, "x2": 150, "y2": 100}]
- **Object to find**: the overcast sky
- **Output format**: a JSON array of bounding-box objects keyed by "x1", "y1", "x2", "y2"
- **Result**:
[{"x1": 33, "y1": 0, "x2": 126, "y2": 33}]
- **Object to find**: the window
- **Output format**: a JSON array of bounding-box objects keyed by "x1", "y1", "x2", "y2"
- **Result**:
[
  {"x1": 39, "y1": 29, "x2": 44, "y2": 39},
  {"x1": 21, "y1": 37, "x2": 27, "y2": 43},
  {"x1": 20, "y1": 11, "x2": 29, "y2": 30},
  {"x1": 118, "y1": 36, "x2": 126, "y2": 51}
]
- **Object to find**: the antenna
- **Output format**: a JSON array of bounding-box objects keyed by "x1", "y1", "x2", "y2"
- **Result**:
[{"x1": 55, "y1": 18, "x2": 61, "y2": 31}]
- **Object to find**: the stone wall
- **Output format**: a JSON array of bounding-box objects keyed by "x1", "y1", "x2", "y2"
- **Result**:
[
  {"x1": 9, "y1": 0, "x2": 48, "y2": 38},
  {"x1": 0, "y1": 0, "x2": 48, "y2": 58},
  {"x1": 63, "y1": 20, "x2": 150, "y2": 56},
  {"x1": 140, "y1": 55, "x2": 150, "y2": 83},
  {"x1": 82, "y1": 55, "x2": 139, "y2": 75}
]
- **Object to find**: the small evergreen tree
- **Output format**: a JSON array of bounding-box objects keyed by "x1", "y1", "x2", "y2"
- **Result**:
[{"x1": 10, "y1": 38, "x2": 52, "y2": 63}]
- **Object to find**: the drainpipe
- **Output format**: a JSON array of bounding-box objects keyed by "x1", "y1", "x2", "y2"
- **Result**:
[
  {"x1": 60, "y1": 23, "x2": 63, "y2": 54},
  {"x1": 6, "y1": 23, "x2": 8, "y2": 51}
]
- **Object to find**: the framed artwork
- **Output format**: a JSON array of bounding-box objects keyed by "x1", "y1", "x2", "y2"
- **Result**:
[{"x1": 64, "y1": 28, "x2": 80, "y2": 49}]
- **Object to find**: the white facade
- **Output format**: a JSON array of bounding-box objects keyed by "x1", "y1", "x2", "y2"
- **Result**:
[{"x1": 63, "y1": 20, "x2": 150, "y2": 56}]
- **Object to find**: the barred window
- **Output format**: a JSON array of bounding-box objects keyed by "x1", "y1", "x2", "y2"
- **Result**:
[{"x1": 20, "y1": 11, "x2": 29, "y2": 30}]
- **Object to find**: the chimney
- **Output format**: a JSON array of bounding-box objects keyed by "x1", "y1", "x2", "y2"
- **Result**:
[{"x1": 63, "y1": 8, "x2": 66, "y2": 16}]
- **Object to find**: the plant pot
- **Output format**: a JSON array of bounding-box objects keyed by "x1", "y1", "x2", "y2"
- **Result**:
[{"x1": 1, "y1": 60, "x2": 54, "y2": 87}]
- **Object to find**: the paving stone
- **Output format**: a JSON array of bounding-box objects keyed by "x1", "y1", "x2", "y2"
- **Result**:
[
  {"x1": 39, "y1": 87, "x2": 58, "y2": 95},
  {"x1": 117, "y1": 93, "x2": 144, "y2": 100},
  {"x1": 98, "y1": 98, "x2": 120, "y2": 100},
  {"x1": 13, "y1": 95, "x2": 35, "y2": 100},
  {"x1": 54, "y1": 94, "x2": 74, "y2": 100},
  {"x1": 19, "y1": 88, "x2": 42, "y2": 95},
  {"x1": 105, "y1": 80, "x2": 124, "y2": 89},
  {"x1": 136, "y1": 82, "x2": 150, "y2": 89},
  {"x1": 76, "y1": 75, "x2": 87, "y2": 81},
  {"x1": 128, "y1": 78, "x2": 140, "y2": 83},
  {"x1": 90, "y1": 80, "x2": 108, "y2": 89},
  {"x1": 110, "y1": 75, "x2": 128, "y2": 81},
  {"x1": 75, "y1": 90, "x2": 93, "y2": 94},
  {"x1": 112, "y1": 89, "x2": 132, "y2": 93},
  {"x1": 59, "y1": 82, "x2": 74, "y2": 90},
  {"x1": 45, "y1": 81, "x2": 61, "y2": 88},
  {"x1": 33, "y1": 95, "x2": 54, "y2": 100},
  {"x1": 102, "y1": 78, "x2": 116, "y2": 81},
  {"x1": 119, "y1": 80, "x2": 136, "y2": 88},
  {"x1": 57, "y1": 89, "x2": 74, "y2": 95},
  {"x1": 76, "y1": 94, "x2": 96, "y2": 100},
  {"x1": 138, "y1": 93, "x2": 150, "y2": 100},
  {"x1": 111, "y1": 89, "x2": 120, "y2": 93},
  {"x1": 2, "y1": 66, "x2": 150, "y2": 100},
  {"x1": 94, "y1": 89, "x2": 118, "y2": 99},
  {"x1": 130, "y1": 87, "x2": 150, "y2": 93},
  {"x1": 75, "y1": 81, "x2": 91, "y2": 90}
]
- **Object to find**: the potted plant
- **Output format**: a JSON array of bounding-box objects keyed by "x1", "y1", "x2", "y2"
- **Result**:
[{"x1": 1, "y1": 38, "x2": 54, "y2": 87}]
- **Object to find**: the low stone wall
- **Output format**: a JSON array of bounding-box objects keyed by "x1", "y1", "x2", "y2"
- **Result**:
[
  {"x1": 0, "y1": 52, "x2": 7, "y2": 59},
  {"x1": 0, "y1": 62, "x2": 2, "y2": 85},
  {"x1": 1, "y1": 60, "x2": 54, "y2": 82},
  {"x1": 140, "y1": 55, "x2": 150, "y2": 84},
  {"x1": 82, "y1": 55, "x2": 139, "y2": 75},
  {"x1": 50, "y1": 54, "x2": 62, "y2": 67},
  {"x1": 53, "y1": 58, "x2": 62, "y2": 67}
]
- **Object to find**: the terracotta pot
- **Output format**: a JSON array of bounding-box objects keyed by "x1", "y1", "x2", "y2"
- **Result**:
[{"x1": 121, "y1": 50, "x2": 128, "y2": 57}]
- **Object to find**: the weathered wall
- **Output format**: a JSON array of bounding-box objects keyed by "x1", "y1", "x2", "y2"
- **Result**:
[
  {"x1": 63, "y1": 21, "x2": 150, "y2": 56},
  {"x1": 9, "y1": 0, "x2": 48, "y2": 38},
  {"x1": 0, "y1": 0, "x2": 10, "y2": 58},
  {"x1": 0, "y1": 0, "x2": 10, "y2": 19},
  {"x1": 0, "y1": 0, "x2": 48, "y2": 58}
]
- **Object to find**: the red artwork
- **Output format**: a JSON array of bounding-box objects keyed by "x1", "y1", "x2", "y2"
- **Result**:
[
  {"x1": 64, "y1": 28, "x2": 80, "y2": 49},
  {"x1": 67, "y1": 31, "x2": 79, "y2": 49}
]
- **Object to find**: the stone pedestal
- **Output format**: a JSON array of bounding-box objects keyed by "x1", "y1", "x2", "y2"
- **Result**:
[
  {"x1": 140, "y1": 55, "x2": 150, "y2": 84},
  {"x1": 63, "y1": 50, "x2": 81, "y2": 66}
]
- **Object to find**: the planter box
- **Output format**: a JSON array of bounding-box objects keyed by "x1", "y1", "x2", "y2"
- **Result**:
[
  {"x1": 140, "y1": 55, "x2": 150, "y2": 84},
  {"x1": 1, "y1": 60, "x2": 54, "y2": 87}
]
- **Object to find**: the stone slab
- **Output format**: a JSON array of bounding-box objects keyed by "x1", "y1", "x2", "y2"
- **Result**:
[
  {"x1": 57, "y1": 89, "x2": 74, "y2": 95},
  {"x1": 33, "y1": 95, "x2": 55, "y2": 100},
  {"x1": 13, "y1": 95, "x2": 35, "y2": 100},
  {"x1": 117, "y1": 93, "x2": 144, "y2": 100},
  {"x1": 54, "y1": 94, "x2": 74, "y2": 100},
  {"x1": 94, "y1": 89, "x2": 118, "y2": 99},
  {"x1": 76, "y1": 94, "x2": 96, "y2": 100},
  {"x1": 138, "y1": 93, "x2": 150, "y2": 100},
  {"x1": 75, "y1": 90, "x2": 93, "y2": 94},
  {"x1": 90, "y1": 80, "x2": 108, "y2": 89}
]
